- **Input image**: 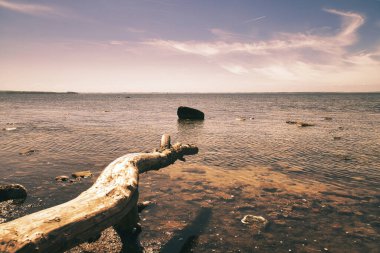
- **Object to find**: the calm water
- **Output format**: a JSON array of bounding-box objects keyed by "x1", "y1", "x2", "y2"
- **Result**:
[{"x1": 1, "y1": 93, "x2": 380, "y2": 252}]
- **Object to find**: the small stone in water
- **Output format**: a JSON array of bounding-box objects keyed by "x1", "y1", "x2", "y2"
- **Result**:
[
  {"x1": 72, "y1": 170, "x2": 92, "y2": 178},
  {"x1": 263, "y1": 187, "x2": 278, "y2": 193},
  {"x1": 297, "y1": 122, "x2": 314, "y2": 127},
  {"x1": 55, "y1": 176, "x2": 69, "y2": 182},
  {"x1": 351, "y1": 176, "x2": 365, "y2": 181},
  {"x1": 137, "y1": 201, "x2": 153, "y2": 212},
  {"x1": 19, "y1": 149, "x2": 37, "y2": 156},
  {"x1": 241, "y1": 215, "x2": 268, "y2": 227}
]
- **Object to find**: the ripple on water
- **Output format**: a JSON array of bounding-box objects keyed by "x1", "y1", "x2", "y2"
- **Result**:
[{"x1": 0, "y1": 93, "x2": 379, "y2": 252}]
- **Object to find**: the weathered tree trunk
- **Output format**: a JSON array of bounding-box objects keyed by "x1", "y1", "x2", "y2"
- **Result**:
[{"x1": 0, "y1": 136, "x2": 198, "y2": 253}]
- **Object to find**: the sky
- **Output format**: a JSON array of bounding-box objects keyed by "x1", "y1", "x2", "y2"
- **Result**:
[{"x1": 0, "y1": 0, "x2": 380, "y2": 93}]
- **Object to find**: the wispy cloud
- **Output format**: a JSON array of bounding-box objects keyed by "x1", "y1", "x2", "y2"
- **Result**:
[
  {"x1": 147, "y1": 9, "x2": 365, "y2": 57},
  {"x1": 0, "y1": 0, "x2": 57, "y2": 16},
  {"x1": 221, "y1": 64, "x2": 249, "y2": 75},
  {"x1": 109, "y1": 40, "x2": 124, "y2": 45},
  {"x1": 210, "y1": 28, "x2": 257, "y2": 41},
  {"x1": 324, "y1": 8, "x2": 364, "y2": 45},
  {"x1": 140, "y1": 8, "x2": 379, "y2": 89},
  {"x1": 243, "y1": 15, "x2": 266, "y2": 24}
]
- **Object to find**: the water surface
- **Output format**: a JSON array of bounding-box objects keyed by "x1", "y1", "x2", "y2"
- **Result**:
[{"x1": 0, "y1": 93, "x2": 379, "y2": 252}]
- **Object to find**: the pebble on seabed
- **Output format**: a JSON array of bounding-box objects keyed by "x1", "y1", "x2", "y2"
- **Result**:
[{"x1": 241, "y1": 215, "x2": 268, "y2": 226}]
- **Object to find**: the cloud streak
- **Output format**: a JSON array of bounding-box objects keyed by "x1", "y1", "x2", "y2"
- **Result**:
[
  {"x1": 147, "y1": 9, "x2": 365, "y2": 57},
  {"x1": 0, "y1": 0, "x2": 57, "y2": 16},
  {"x1": 243, "y1": 15, "x2": 266, "y2": 24},
  {"x1": 145, "y1": 9, "x2": 379, "y2": 85},
  {"x1": 141, "y1": 8, "x2": 379, "y2": 89}
]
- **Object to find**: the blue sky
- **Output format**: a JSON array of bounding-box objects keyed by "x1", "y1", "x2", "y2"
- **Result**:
[{"x1": 0, "y1": 0, "x2": 379, "y2": 92}]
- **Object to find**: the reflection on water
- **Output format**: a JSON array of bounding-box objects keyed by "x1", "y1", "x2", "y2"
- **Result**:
[
  {"x1": 0, "y1": 93, "x2": 379, "y2": 252},
  {"x1": 177, "y1": 119, "x2": 204, "y2": 144}
]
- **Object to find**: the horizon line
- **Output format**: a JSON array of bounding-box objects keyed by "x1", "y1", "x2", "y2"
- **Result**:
[{"x1": 1, "y1": 90, "x2": 380, "y2": 94}]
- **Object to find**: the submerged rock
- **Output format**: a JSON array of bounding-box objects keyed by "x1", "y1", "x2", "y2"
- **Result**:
[
  {"x1": 241, "y1": 215, "x2": 269, "y2": 234},
  {"x1": 3, "y1": 127, "x2": 17, "y2": 131},
  {"x1": 72, "y1": 170, "x2": 92, "y2": 178},
  {"x1": 19, "y1": 149, "x2": 37, "y2": 156},
  {"x1": 177, "y1": 106, "x2": 204, "y2": 120},
  {"x1": 296, "y1": 122, "x2": 314, "y2": 127},
  {"x1": 0, "y1": 184, "x2": 27, "y2": 202},
  {"x1": 137, "y1": 201, "x2": 153, "y2": 212},
  {"x1": 286, "y1": 121, "x2": 314, "y2": 127},
  {"x1": 262, "y1": 187, "x2": 278, "y2": 193},
  {"x1": 241, "y1": 215, "x2": 268, "y2": 226},
  {"x1": 55, "y1": 175, "x2": 70, "y2": 182}
]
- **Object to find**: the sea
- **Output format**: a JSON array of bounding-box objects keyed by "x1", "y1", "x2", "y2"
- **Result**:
[{"x1": 0, "y1": 93, "x2": 379, "y2": 252}]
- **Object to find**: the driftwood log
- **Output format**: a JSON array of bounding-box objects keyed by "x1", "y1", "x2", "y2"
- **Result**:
[{"x1": 0, "y1": 135, "x2": 198, "y2": 253}]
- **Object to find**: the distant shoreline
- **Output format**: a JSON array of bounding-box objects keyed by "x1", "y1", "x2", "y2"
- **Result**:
[
  {"x1": 0, "y1": 90, "x2": 379, "y2": 95},
  {"x1": 0, "y1": 91, "x2": 79, "y2": 94}
]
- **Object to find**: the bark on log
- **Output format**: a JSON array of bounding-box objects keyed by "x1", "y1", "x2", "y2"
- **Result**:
[{"x1": 0, "y1": 136, "x2": 198, "y2": 253}]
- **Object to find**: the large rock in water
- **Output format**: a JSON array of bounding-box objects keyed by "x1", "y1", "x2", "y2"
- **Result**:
[
  {"x1": 177, "y1": 106, "x2": 204, "y2": 120},
  {"x1": 0, "y1": 184, "x2": 27, "y2": 202}
]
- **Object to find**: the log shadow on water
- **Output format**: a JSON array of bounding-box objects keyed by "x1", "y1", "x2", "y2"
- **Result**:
[{"x1": 160, "y1": 207, "x2": 212, "y2": 253}]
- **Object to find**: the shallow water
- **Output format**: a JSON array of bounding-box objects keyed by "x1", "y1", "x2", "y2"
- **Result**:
[{"x1": 0, "y1": 93, "x2": 379, "y2": 252}]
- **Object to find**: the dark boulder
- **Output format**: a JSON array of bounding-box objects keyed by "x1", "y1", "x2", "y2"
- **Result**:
[
  {"x1": 177, "y1": 106, "x2": 204, "y2": 120},
  {"x1": 0, "y1": 184, "x2": 27, "y2": 202}
]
